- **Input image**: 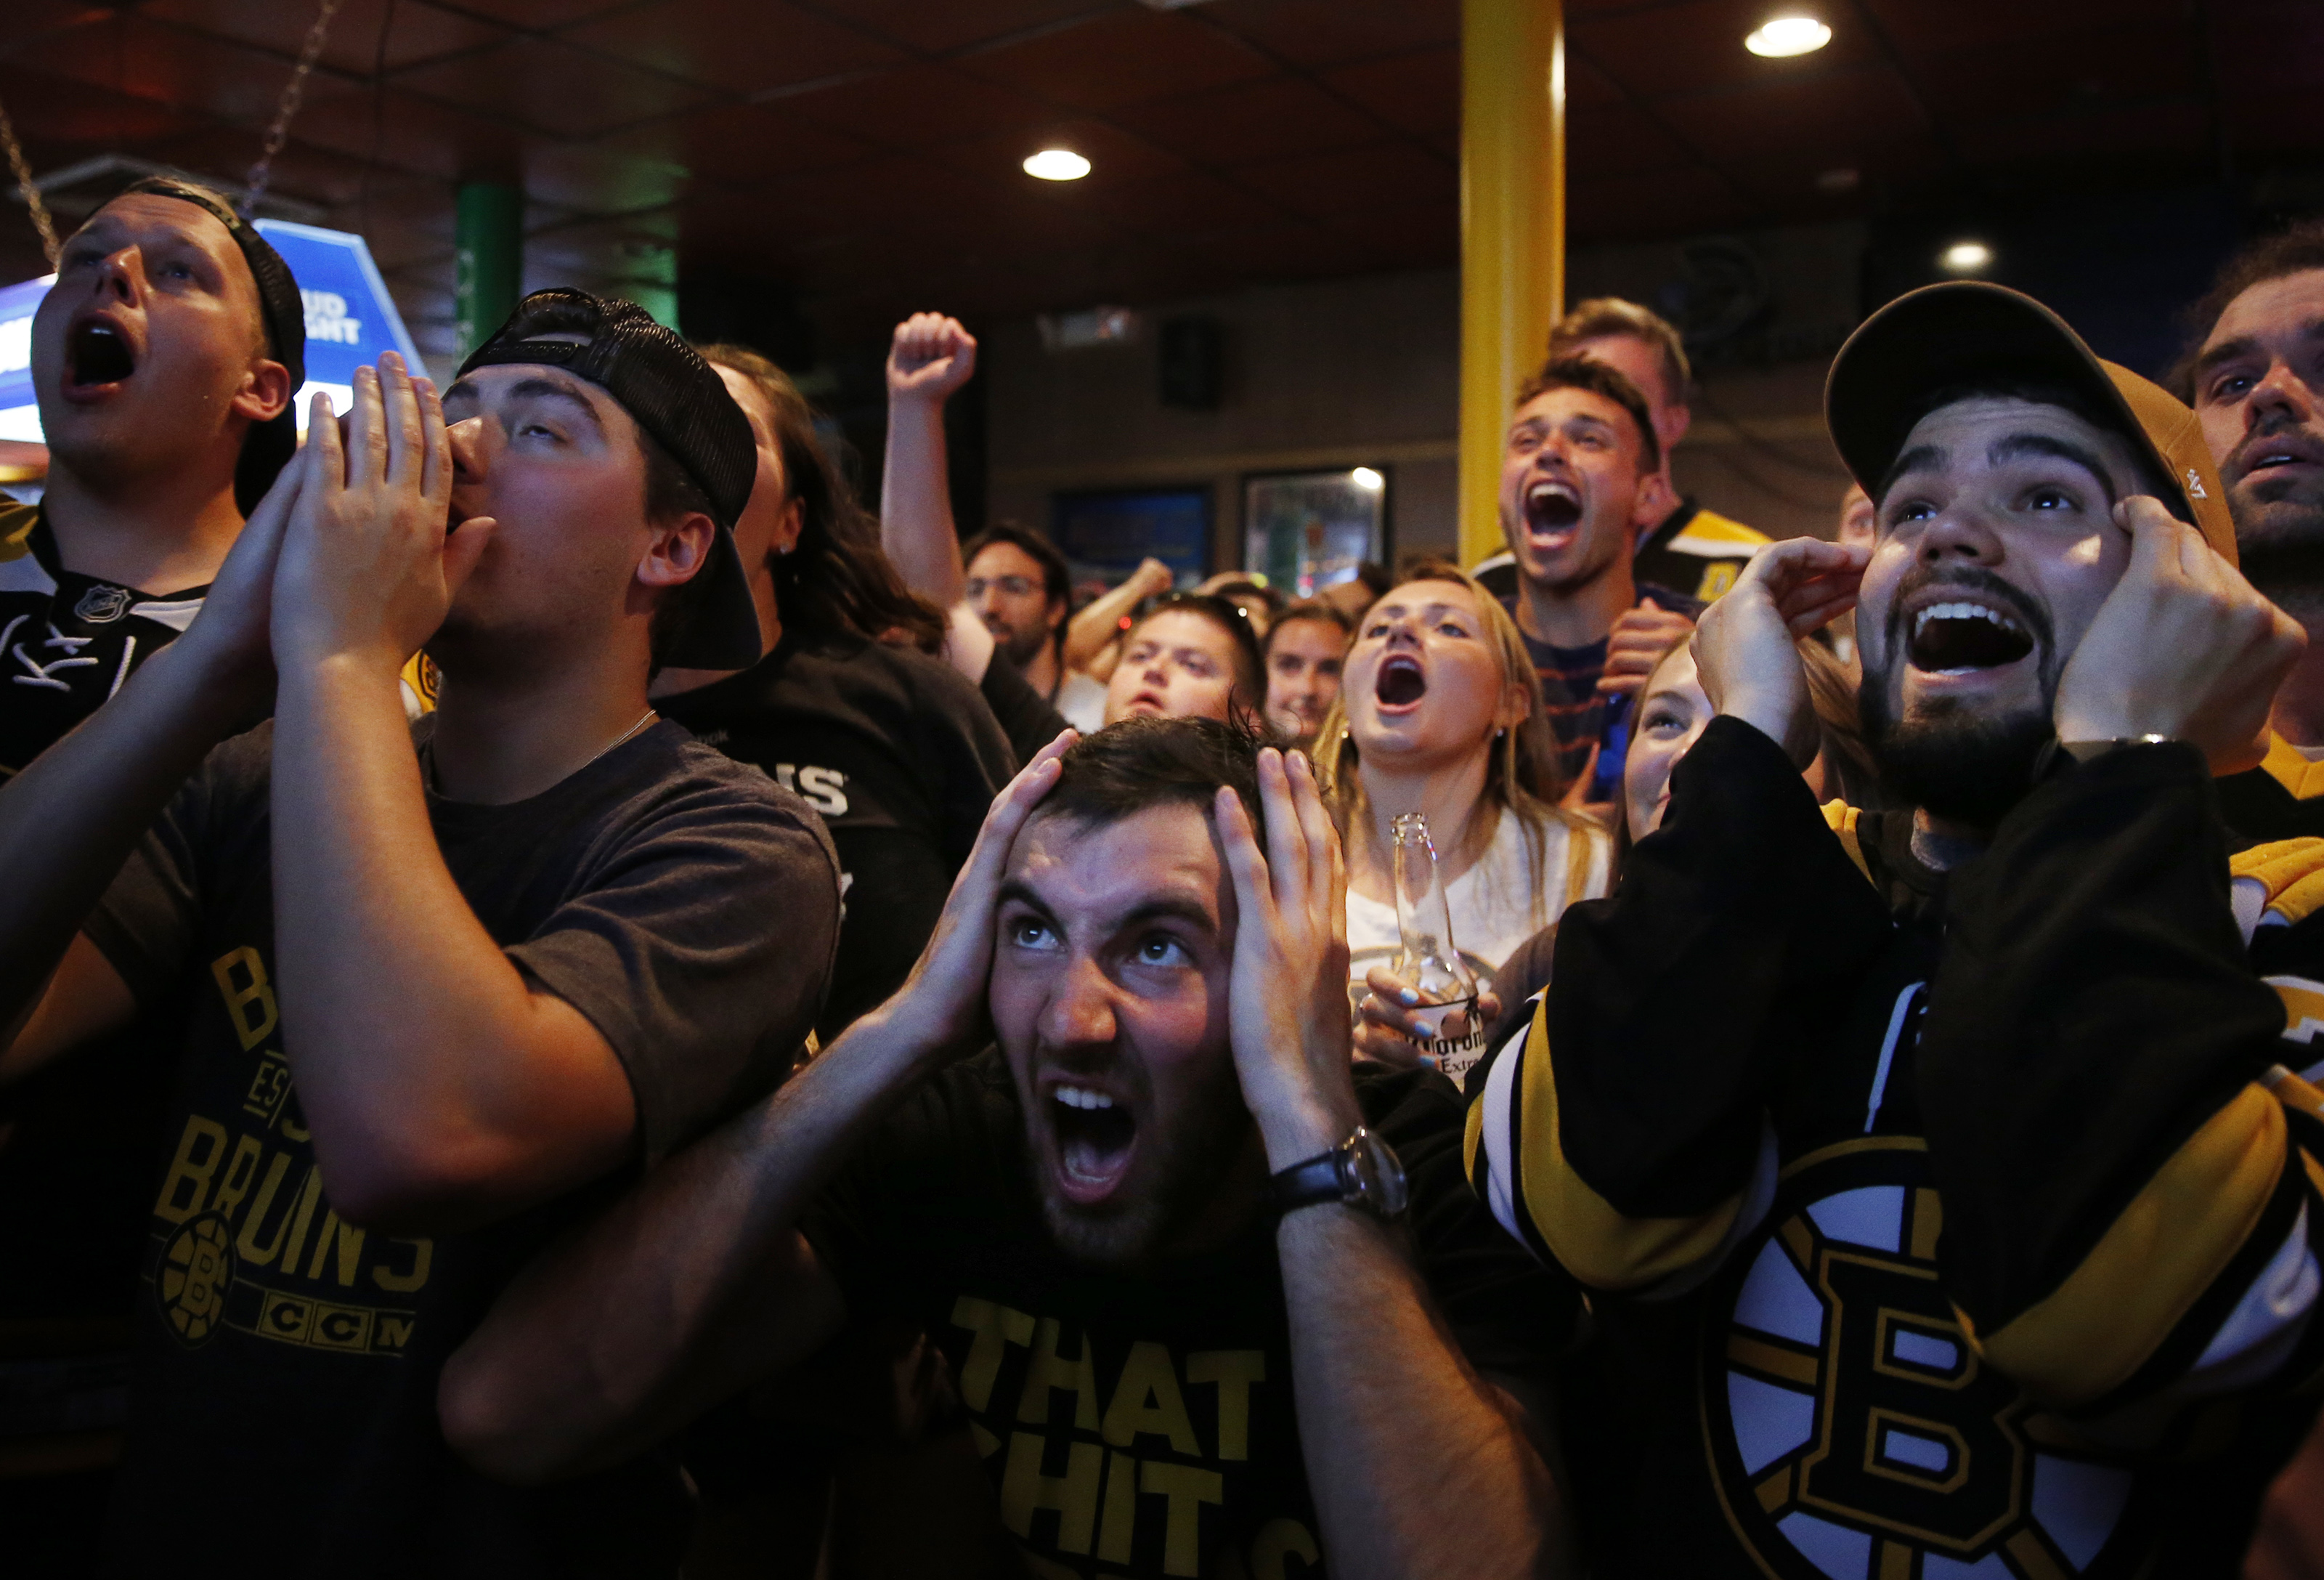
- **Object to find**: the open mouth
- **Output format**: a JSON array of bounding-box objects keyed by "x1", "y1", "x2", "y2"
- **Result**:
[
  {"x1": 1524, "y1": 479, "x2": 1582, "y2": 535},
  {"x1": 65, "y1": 317, "x2": 137, "y2": 392},
  {"x1": 1376, "y1": 652, "x2": 1427, "y2": 708},
  {"x1": 1049, "y1": 1082, "x2": 1137, "y2": 1203},
  {"x1": 1125, "y1": 690, "x2": 1168, "y2": 716},
  {"x1": 1907, "y1": 599, "x2": 2034, "y2": 674}
]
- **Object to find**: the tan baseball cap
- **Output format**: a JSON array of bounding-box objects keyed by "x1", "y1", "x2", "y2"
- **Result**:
[{"x1": 1827, "y1": 281, "x2": 2237, "y2": 565}]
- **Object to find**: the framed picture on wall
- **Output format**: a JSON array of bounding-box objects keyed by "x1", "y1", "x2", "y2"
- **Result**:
[
  {"x1": 1243, "y1": 466, "x2": 1389, "y2": 599},
  {"x1": 1049, "y1": 486, "x2": 1213, "y2": 596}
]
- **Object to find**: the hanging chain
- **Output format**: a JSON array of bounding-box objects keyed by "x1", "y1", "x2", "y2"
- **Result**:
[
  {"x1": 242, "y1": 0, "x2": 347, "y2": 219},
  {"x1": 0, "y1": 91, "x2": 60, "y2": 267}
]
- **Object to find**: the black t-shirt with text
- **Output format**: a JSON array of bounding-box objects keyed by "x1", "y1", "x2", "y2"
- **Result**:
[
  {"x1": 659, "y1": 630, "x2": 1017, "y2": 1039},
  {"x1": 802, "y1": 1050, "x2": 1577, "y2": 1580},
  {"x1": 81, "y1": 717, "x2": 841, "y2": 1577}
]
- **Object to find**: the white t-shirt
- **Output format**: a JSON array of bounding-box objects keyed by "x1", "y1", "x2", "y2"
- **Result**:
[
  {"x1": 1055, "y1": 671, "x2": 1110, "y2": 734},
  {"x1": 1345, "y1": 805, "x2": 1614, "y2": 998}
]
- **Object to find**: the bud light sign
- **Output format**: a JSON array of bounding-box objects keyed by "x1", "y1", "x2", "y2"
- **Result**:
[{"x1": 0, "y1": 218, "x2": 420, "y2": 445}]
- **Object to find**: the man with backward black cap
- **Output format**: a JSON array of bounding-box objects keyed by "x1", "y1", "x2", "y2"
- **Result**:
[
  {"x1": 0, "y1": 286, "x2": 841, "y2": 1573},
  {"x1": 1465, "y1": 280, "x2": 2324, "y2": 1574},
  {"x1": 0, "y1": 174, "x2": 304, "y2": 1567}
]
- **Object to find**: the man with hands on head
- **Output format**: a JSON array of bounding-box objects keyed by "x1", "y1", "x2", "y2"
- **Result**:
[
  {"x1": 0, "y1": 290, "x2": 840, "y2": 1575},
  {"x1": 441, "y1": 718, "x2": 1578, "y2": 1580},
  {"x1": 1467, "y1": 281, "x2": 2324, "y2": 1576}
]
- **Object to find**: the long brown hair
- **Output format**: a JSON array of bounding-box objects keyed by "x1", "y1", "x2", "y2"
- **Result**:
[
  {"x1": 1312, "y1": 561, "x2": 1595, "y2": 903},
  {"x1": 695, "y1": 343, "x2": 946, "y2": 652}
]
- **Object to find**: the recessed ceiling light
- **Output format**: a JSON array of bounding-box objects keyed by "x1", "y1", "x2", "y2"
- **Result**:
[
  {"x1": 1350, "y1": 466, "x2": 1384, "y2": 491},
  {"x1": 1745, "y1": 15, "x2": 1831, "y2": 56},
  {"x1": 1941, "y1": 240, "x2": 1994, "y2": 272},
  {"x1": 1024, "y1": 149, "x2": 1092, "y2": 181}
]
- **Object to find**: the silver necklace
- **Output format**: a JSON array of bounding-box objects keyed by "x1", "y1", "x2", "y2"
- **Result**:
[{"x1": 582, "y1": 706, "x2": 659, "y2": 771}]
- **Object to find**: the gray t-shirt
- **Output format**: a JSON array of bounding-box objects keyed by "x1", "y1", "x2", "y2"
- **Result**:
[{"x1": 82, "y1": 716, "x2": 840, "y2": 1577}]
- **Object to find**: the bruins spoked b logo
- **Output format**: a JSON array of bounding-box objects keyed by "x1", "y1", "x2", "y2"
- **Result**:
[
  {"x1": 158, "y1": 1212, "x2": 235, "y2": 1347},
  {"x1": 1702, "y1": 1139, "x2": 2140, "y2": 1579}
]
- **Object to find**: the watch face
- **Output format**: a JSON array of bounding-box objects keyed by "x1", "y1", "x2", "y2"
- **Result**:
[{"x1": 1346, "y1": 1128, "x2": 1410, "y2": 1218}]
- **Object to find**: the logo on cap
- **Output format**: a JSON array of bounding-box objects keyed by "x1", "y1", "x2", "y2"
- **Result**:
[{"x1": 2186, "y1": 467, "x2": 2208, "y2": 499}]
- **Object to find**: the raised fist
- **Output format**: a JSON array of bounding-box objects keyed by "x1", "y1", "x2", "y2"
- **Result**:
[{"x1": 887, "y1": 312, "x2": 978, "y2": 405}]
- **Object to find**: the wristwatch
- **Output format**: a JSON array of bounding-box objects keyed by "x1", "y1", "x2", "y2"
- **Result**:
[
  {"x1": 2033, "y1": 733, "x2": 2176, "y2": 780},
  {"x1": 1269, "y1": 1126, "x2": 1410, "y2": 1220}
]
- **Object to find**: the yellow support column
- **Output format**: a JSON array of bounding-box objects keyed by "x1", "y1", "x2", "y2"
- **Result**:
[{"x1": 1458, "y1": 0, "x2": 1566, "y2": 569}]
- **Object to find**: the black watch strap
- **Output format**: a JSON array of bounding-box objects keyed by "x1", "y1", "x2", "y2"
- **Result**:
[{"x1": 1269, "y1": 1151, "x2": 1346, "y2": 1215}]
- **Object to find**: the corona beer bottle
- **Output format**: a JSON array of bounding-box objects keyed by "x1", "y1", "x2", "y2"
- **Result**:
[{"x1": 1390, "y1": 812, "x2": 1488, "y2": 1089}]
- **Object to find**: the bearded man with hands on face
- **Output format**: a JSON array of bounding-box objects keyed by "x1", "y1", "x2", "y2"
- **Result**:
[
  {"x1": 1465, "y1": 281, "x2": 2324, "y2": 1578},
  {"x1": 0, "y1": 291, "x2": 841, "y2": 1576},
  {"x1": 439, "y1": 718, "x2": 1580, "y2": 1580}
]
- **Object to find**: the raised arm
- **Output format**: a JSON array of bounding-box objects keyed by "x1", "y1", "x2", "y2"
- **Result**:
[
  {"x1": 1216, "y1": 750, "x2": 1569, "y2": 1579},
  {"x1": 0, "y1": 448, "x2": 296, "y2": 1077},
  {"x1": 1064, "y1": 556, "x2": 1174, "y2": 671},
  {"x1": 879, "y1": 312, "x2": 976, "y2": 610},
  {"x1": 440, "y1": 732, "x2": 1075, "y2": 1482}
]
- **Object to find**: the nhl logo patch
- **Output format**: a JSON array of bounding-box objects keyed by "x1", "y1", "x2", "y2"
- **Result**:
[
  {"x1": 74, "y1": 583, "x2": 133, "y2": 623},
  {"x1": 1700, "y1": 1138, "x2": 2142, "y2": 1576}
]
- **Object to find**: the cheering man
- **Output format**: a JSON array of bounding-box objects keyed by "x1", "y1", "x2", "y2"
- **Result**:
[
  {"x1": 0, "y1": 291, "x2": 840, "y2": 1574},
  {"x1": 2181, "y1": 224, "x2": 2324, "y2": 838},
  {"x1": 0, "y1": 175, "x2": 301, "y2": 1565},
  {"x1": 1471, "y1": 282, "x2": 2324, "y2": 1574},
  {"x1": 442, "y1": 718, "x2": 1577, "y2": 1580}
]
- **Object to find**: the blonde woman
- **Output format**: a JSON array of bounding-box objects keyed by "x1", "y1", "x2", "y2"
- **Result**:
[{"x1": 1316, "y1": 562, "x2": 1614, "y2": 1011}]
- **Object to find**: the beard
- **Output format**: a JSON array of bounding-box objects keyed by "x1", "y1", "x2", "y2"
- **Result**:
[
  {"x1": 1858, "y1": 564, "x2": 2060, "y2": 829},
  {"x1": 994, "y1": 617, "x2": 1051, "y2": 669},
  {"x1": 1026, "y1": 1052, "x2": 1256, "y2": 1271}
]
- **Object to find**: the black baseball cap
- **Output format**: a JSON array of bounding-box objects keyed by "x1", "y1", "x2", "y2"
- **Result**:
[
  {"x1": 460, "y1": 288, "x2": 763, "y2": 670},
  {"x1": 1827, "y1": 281, "x2": 2238, "y2": 563},
  {"x1": 107, "y1": 176, "x2": 307, "y2": 516}
]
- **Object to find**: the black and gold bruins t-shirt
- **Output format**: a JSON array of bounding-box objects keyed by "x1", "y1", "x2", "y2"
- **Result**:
[
  {"x1": 0, "y1": 503, "x2": 206, "y2": 780},
  {"x1": 659, "y1": 628, "x2": 1017, "y2": 1040},
  {"x1": 803, "y1": 1051, "x2": 1575, "y2": 1580},
  {"x1": 81, "y1": 716, "x2": 841, "y2": 1576}
]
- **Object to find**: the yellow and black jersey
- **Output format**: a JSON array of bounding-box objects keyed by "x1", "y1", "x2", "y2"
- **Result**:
[
  {"x1": 1468, "y1": 718, "x2": 2324, "y2": 1578},
  {"x1": 1630, "y1": 500, "x2": 1770, "y2": 604},
  {"x1": 2218, "y1": 732, "x2": 2324, "y2": 843}
]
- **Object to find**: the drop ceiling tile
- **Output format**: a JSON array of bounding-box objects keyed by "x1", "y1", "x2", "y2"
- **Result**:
[
  {"x1": 546, "y1": 105, "x2": 875, "y2": 204},
  {"x1": 19, "y1": 12, "x2": 360, "y2": 129},
  {"x1": 559, "y1": 0, "x2": 904, "y2": 97},
  {"x1": 1651, "y1": 65, "x2": 1933, "y2": 181},
  {"x1": 956, "y1": 9, "x2": 1275, "y2": 112},
  {"x1": 2206, "y1": 0, "x2": 2324, "y2": 96},
  {"x1": 1110, "y1": 76, "x2": 1384, "y2": 167},
  {"x1": 1569, "y1": 99, "x2": 1701, "y2": 181},
  {"x1": 774, "y1": 62, "x2": 1057, "y2": 149},
  {"x1": 1079, "y1": 169, "x2": 1286, "y2": 238},
  {"x1": 0, "y1": 60, "x2": 214, "y2": 162},
  {"x1": 1909, "y1": 25, "x2": 2195, "y2": 131},
  {"x1": 1325, "y1": 198, "x2": 1456, "y2": 270},
  {"x1": 1200, "y1": 0, "x2": 1457, "y2": 70},
  {"x1": 439, "y1": 0, "x2": 646, "y2": 28},
  {"x1": 138, "y1": 0, "x2": 505, "y2": 76},
  {"x1": 290, "y1": 80, "x2": 521, "y2": 181},
  {"x1": 1568, "y1": 163, "x2": 1749, "y2": 240},
  {"x1": 1566, "y1": 55, "x2": 1632, "y2": 108},
  {"x1": 1861, "y1": 0, "x2": 2186, "y2": 57},
  {"x1": 802, "y1": 0, "x2": 1114, "y2": 57},
  {"x1": 391, "y1": 36, "x2": 717, "y2": 138},
  {"x1": 0, "y1": 3, "x2": 113, "y2": 54},
  {"x1": 1317, "y1": 45, "x2": 1455, "y2": 138},
  {"x1": 1572, "y1": 0, "x2": 1881, "y2": 102},
  {"x1": 1950, "y1": 99, "x2": 2211, "y2": 166},
  {"x1": 1232, "y1": 139, "x2": 1453, "y2": 223}
]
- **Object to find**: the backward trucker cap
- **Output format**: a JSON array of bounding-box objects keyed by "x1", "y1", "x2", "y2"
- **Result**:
[
  {"x1": 114, "y1": 177, "x2": 307, "y2": 518},
  {"x1": 460, "y1": 288, "x2": 763, "y2": 671},
  {"x1": 1826, "y1": 280, "x2": 2237, "y2": 566}
]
